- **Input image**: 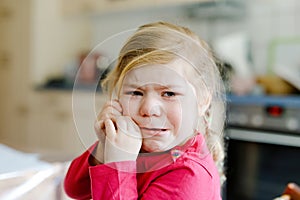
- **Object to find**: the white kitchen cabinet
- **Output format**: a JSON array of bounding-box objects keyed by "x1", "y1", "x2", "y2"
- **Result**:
[{"x1": 61, "y1": 0, "x2": 210, "y2": 16}]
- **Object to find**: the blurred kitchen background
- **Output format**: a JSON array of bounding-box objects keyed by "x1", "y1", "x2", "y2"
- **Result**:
[{"x1": 0, "y1": 0, "x2": 300, "y2": 199}]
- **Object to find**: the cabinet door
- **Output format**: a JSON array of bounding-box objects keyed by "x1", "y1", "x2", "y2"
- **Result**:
[
  {"x1": 26, "y1": 92, "x2": 85, "y2": 156},
  {"x1": 0, "y1": 0, "x2": 30, "y2": 148},
  {"x1": 0, "y1": 0, "x2": 30, "y2": 99},
  {"x1": 0, "y1": 0, "x2": 16, "y2": 139}
]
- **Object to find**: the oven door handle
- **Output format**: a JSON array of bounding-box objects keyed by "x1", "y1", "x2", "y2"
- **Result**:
[{"x1": 226, "y1": 129, "x2": 300, "y2": 147}]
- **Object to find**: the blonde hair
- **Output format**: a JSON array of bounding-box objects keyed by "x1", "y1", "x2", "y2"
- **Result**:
[{"x1": 102, "y1": 21, "x2": 226, "y2": 183}]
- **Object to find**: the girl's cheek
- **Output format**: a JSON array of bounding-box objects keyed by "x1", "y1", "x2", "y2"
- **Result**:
[
  {"x1": 122, "y1": 106, "x2": 130, "y2": 116},
  {"x1": 118, "y1": 96, "x2": 126, "y2": 114},
  {"x1": 119, "y1": 96, "x2": 135, "y2": 116}
]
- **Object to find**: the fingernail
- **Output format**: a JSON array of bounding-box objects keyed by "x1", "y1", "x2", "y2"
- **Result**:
[{"x1": 288, "y1": 183, "x2": 295, "y2": 189}]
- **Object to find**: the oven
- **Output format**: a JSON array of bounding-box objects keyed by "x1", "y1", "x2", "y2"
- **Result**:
[{"x1": 223, "y1": 95, "x2": 300, "y2": 200}]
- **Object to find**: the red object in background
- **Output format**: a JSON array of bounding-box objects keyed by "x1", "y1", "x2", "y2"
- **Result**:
[
  {"x1": 266, "y1": 105, "x2": 284, "y2": 117},
  {"x1": 78, "y1": 52, "x2": 101, "y2": 84}
]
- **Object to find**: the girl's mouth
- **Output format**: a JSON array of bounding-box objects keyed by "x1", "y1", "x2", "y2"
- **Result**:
[
  {"x1": 140, "y1": 127, "x2": 169, "y2": 137},
  {"x1": 141, "y1": 127, "x2": 168, "y2": 131}
]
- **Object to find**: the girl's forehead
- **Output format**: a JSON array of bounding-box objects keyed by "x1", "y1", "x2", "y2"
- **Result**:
[{"x1": 122, "y1": 60, "x2": 193, "y2": 87}]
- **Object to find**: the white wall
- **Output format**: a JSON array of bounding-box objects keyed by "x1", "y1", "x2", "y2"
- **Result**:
[
  {"x1": 246, "y1": 0, "x2": 300, "y2": 74},
  {"x1": 89, "y1": 0, "x2": 300, "y2": 75},
  {"x1": 88, "y1": 5, "x2": 210, "y2": 64},
  {"x1": 29, "y1": 0, "x2": 300, "y2": 84}
]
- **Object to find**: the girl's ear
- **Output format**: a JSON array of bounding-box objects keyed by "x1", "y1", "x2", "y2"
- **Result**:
[{"x1": 197, "y1": 93, "x2": 212, "y2": 116}]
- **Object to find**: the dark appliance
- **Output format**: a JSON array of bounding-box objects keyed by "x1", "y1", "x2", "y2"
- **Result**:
[{"x1": 224, "y1": 95, "x2": 300, "y2": 200}]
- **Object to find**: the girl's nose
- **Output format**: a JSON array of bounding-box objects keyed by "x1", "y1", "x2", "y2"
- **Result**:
[{"x1": 139, "y1": 95, "x2": 162, "y2": 117}]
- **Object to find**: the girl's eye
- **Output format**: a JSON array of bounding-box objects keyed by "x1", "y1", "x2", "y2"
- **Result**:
[
  {"x1": 162, "y1": 91, "x2": 176, "y2": 97},
  {"x1": 126, "y1": 91, "x2": 143, "y2": 96}
]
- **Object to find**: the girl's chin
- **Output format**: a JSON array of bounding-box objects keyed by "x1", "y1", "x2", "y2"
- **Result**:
[
  {"x1": 141, "y1": 144, "x2": 163, "y2": 153},
  {"x1": 141, "y1": 141, "x2": 172, "y2": 153}
]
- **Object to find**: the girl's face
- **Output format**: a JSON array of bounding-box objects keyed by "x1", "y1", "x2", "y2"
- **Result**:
[{"x1": 119, "y1": 59, "x2": 201, "y2": 152}]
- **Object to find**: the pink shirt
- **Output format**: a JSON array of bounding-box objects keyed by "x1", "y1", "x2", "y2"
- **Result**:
[{"x1": 64, "y1": 133, "x2": 221, "y2": 200}]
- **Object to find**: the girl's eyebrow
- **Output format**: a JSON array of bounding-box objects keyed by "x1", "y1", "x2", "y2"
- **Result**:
[{"x1": 122, "y1": 83, "x2": 185, "y2": 90}]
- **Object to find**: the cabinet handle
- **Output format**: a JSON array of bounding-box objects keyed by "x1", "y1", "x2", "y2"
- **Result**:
[
  {"x1": 56, "y1": 111, "x2": 70, "y2": 120},
  {"x1": 0, "y1": 51, "x2": 10, "y2": 69},
  {"x1": 0, "y1": 7, "x2": 13, "y2": 19},
  {"x1": 16, "y1": 105, "x2": 29, "y2": 116}
]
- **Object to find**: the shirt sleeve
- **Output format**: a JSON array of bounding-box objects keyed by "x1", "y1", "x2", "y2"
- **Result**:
[{"x1": 64, "y1": 142, "x2": 98, "y2": 200}]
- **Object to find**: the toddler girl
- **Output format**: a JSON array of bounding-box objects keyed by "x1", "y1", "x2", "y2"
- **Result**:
[{"x1": 64, "y1": 21, "x2": 226, "y2": 200}]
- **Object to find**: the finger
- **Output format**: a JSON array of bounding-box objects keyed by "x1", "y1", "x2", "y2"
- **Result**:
[
  {"x1": 100, "y1": 112, "x2": 117, "y2": 121},
  {"x1": 105, "y1": 119, "x2": 116, "y2": 140},
  {"x1": 110, "y1": 99, "x2": 123, "y2": 113},
  {"x1": 100, "y1": 114, "x2": 119, "y2": 131},
  {"x1": 94, "y1": 121, "x2": 106, "y2": 145},
  {"x1": 94, "y1": 120, "x2": 105, "y2": 134},
  {"x1": 287, "y1": 183, "x2": 300, "y2": 200},
  {"x1": 97, "y1": 105, "x2": 122, "y2": 121},
  {"x1": 101, "y1": 100, "x2": 122, "y2": 114},
  {"x1": 94, "y1": 120, "x2": 101, "y2": 133},
  {"x1": 99, "y1": 119, "x2": 105, "y2": 130},
  {"x1": 97, "y1": 108, "x2": 121, "y2": 122},
  {"x1": 116, "y1": 116, "x2": 127, "y2": 133}
]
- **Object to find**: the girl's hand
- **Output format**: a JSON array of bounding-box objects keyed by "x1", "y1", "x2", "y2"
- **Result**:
[
  {"x1": 274, "y1": 183, "x2": 300, "y2": 200},
  {"x1": 284, "y1": 183, "x2": 300, "y2": 200},
  {"x1": 92, "y1": 100, "x2": 123, "y2": 164},
  {"x1": 104, "y1": 116, "x2": 142, "y2": 163},
  {"x1": 95, "y1": 99, "x2": 123, "y2": 133}
]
